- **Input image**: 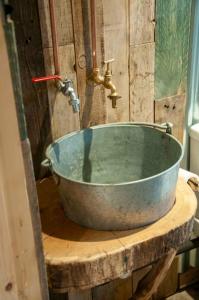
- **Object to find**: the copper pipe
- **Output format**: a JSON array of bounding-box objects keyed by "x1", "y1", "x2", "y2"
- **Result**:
[
  {"x1": 90, "y1": 0, "x2": 97, "y2": 68},
  {"x1": 49, "y1": 0, "x2": 60, "y2": 75}
]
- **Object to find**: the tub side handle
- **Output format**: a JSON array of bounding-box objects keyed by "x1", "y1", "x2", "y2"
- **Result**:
[{"x1": 41, "y1": 158, "x2": 60, "y2": 186}]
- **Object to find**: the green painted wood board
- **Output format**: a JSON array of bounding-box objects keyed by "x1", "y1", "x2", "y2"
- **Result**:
[
  {"x1": 3, "y1": 9, "x2": 28, "y2": 141},
  {"x1": 155, "y1": 0, "x2": 192, "y2": 100}
]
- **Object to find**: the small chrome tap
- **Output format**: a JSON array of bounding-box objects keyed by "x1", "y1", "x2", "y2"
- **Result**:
[{"x1": 58, "y1": 79, "x2": 80, "y2": 113}]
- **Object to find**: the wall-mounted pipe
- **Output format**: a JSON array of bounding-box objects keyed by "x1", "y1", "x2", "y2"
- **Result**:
[
  {"x1": 89, "y1": 0, "x2": 121, "y2": 108},
  {"x1": 49, "y1": 0, "x2": 60, "y2": 75},
  {"x1": 90, "y1": 0, "x2": 97, "y2": 69},
  {"x1": 31, "y1": 0, "x2": 80, "y2": 113}
]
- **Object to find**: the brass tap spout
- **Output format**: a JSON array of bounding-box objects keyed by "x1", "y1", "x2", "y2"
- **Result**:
[
  {"x1": 91, "y1": 67, "x2": 104, "y2": 85},
  {"x1": 103, "y1": 60, "x2": 121, "y2": 108},
  {"x1": 89, "y1": 59, "x2": 121, "y2": 108}
]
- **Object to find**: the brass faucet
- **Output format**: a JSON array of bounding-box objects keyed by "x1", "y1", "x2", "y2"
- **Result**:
[{"x1": 89, "y1": 59, "x2": 121, "y2": 108}]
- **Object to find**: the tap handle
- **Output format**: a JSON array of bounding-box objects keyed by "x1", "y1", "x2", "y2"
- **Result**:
[{"x1": 104, "y1": 58, "x2": 115, "y2": 71}]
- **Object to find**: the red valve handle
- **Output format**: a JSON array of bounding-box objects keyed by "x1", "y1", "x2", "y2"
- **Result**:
[{"x1": 32, "y1": 75, "x2": 61, "y2": 83}]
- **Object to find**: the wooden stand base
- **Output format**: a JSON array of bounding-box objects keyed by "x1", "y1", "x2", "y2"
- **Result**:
[{"x1": 37, "y1": 177, "x2": 197, "y2": 298}]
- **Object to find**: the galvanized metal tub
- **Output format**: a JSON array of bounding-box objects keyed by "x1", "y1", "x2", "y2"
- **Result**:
[{"x1": 44, "y1": 123, "x2": 183, "y2": 230}]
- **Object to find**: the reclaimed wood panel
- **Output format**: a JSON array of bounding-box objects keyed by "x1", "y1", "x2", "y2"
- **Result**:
[
  {"x1": 103, "y1": 0, "x2": 129, "y2": 122},
  {"x1": 155, "y1": 0, "x2": 192, "y2": 100},
  {"x1": 92, "y1": 277, "x2": 132, "y2": 300},
  {"x1": 38, "y1": 0, "x2": 80, "y2": 140},
  {"x1": 0, "y1": 16, "x2": 44, "y2": 299},
  {"x1": 43, "y1": 44, "x2": 80, "y2": 139},
  {"x1": 38, "y1": 0, "x2": 73, "y2": 47},
  {"x1": 68, "y1": 289, "x2": 92, "y2": 300},
  {"x1": 155, "y1": 94, "x2": 186, "y2": 142},
  {"x1": 130, "y1": 43, "x2": 154, "y2": 122},
  {"x1": 130, "y1": 0, "x2": 155, "y2": 46},
  {"x1": 10, "y1": 0, "x2": 52, "y2": 178},
  {"x1": 71, "y1": 0, "x2": 107, "y2": 128},
  {"x1": 154, "y1": 256, "x2": 179, "y2": 299}
]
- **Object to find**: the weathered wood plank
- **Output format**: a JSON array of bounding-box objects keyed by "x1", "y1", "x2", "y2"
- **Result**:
[
  {"x1": 131, "y1": 249, "x2": 176, "y2": 300},
  {"x1": 130, "y1": 43, "x2": 154, "y2": 122},
  {"x1": 38, "y1": 0, "x2": 73, "y2": 47},
  {"x1": 103, "y1": 0, "x2": 129, "y2": 122},
  {"x1": 71, "y1": 0, "x2": 106, "y2": 128},
  {"x1": 155, "y1": 0, "x2": 192, "y2": 99},
  {"x1": 155, "y1": 94, "x2": 186, "y2": 142},
  {"x1": 10, "y1": 0, "x2": 52, "y2": 178},
  {"x1": 0, "y1": 14, "x2": 44, "y2": 298},
  {"x1": 21, "y1": 140, "x2": 49, "y2": 300},
  {"x1": 179, "y1": 266, "x2": 199, "y2": 289},
  {"x1": 92, "y1": 277, "x2": 132, "y2": 300},
  {"x1": 130, "y1": 0, "x2": 155, "y2": 46},
  {"x1": 43, "y1": 44, "x2": 80, "y2": 139},
  {"x1": 49, "y1": 290, "x2": 68, "y2": 300},
  {"x1": 0, "y1": 171, "x2": 19, "y2": 300},
  {"x1": 132, "y1": 266, "x2": 152, "y2": 294},
  {"x1": 154, "y1": 256, "x2": 179, "y2": 299},
  {"x1": 68, "y1": 289, "x2": 92, "y2": 300}
]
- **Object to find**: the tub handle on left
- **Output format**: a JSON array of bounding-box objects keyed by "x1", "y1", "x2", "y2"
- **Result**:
[
  {"x1": 41, "y1": 158, "x2": 60, "y2": 186},
  {"x1": 41, "y1": 158, "x2": 51, "y2": 168}
]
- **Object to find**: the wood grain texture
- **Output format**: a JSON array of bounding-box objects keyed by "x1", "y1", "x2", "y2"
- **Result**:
[
  {"x1": 132, "y1": 249, "x2": 177, "y2": 300},
  {"x1": 0, "y1": 171, "x2": 19, "y2": 300},
  {"x1": 37, "y1": 177, "x2": 196, "y2": 292},
  {"x1": 68, "y1": 289, "x2": 92, "y2": 300},
  {"x1": 71, "y1": 0, "x2": 107, "y2": 128},
  {"x1": 38, "y1": 0, "x2": 73, "y2": 47},
  {"x1": 4, "y1": 19, "x2": 27, "y2": 141},
  {"x1": 38, "y1": 0, "x2": 80, "y2": 140},
  {"x1": 21, "y1": 140, "x2": 49, "y2": 300},
  {"x1": 103, "y1": 0, "x2": 129, "y2": 122},
  {"x1": 130, "y1": 43, "x2": 154, "y2": 122},
  {"x1": 154, "y1": 256, "x2": 179, "y2": 299},
  {"x1": 92, "y1": 277, "x2": 132, "y2": 300},
  {"x1": 130, "y1": 0, "x2": 155, "y2": 46},
  {"x1": 10, "y1": 0, "x2": 52, "y2": 178},
  {"x1": 155, "y1": 94, "x2": 186, "y2": 142},
  {"x1": 155, "y1": 0, "x2": 192, "y2": 100},
  {"x1": 0, "y1": 16, "x2": 43, "y2": 299},
  {"x1": 43, "y1": 44, "x2": 80, "y2": 139},
  {"x1": 132, "y1": 266, "x2": 152, "y2": 294}
]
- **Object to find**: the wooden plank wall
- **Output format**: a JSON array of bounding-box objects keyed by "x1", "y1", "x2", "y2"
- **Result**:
[
  {"x1": 11, "y1": 0, "x2": 192, "y2": 176},
  {"x1": 154, "y1": 0, "x2": 192, "y2": 142},
  {"x1": 0, "y1": 12, "x2": 45, "y2": 299}
]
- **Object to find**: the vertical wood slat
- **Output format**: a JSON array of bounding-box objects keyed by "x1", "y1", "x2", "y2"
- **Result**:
[
  {"x1": 102, "y1": 0, "x2": 129, "y2": 123},
  {"x1": 129, "y1": 0, "x2": 155, "y2": 123},
  {"x1": 71, "y1": 0, "x2": 106, "y2": 128},
  {"x1": 130, "y1": 43, "x2": 155, "y2": 122},
  {"x1": 38, "y1": 0, "x2": 73, "y2": 48},
  {"x1": 92, "y1": 277, "x2": 132, "y2": 300},
  {"x1": 155, "y1": 0, "x2": 192, "y2": 100},
  {"x1": 68, "y1": 289, "x2": 92, "y2": 300},
  {"x1": 10, "y1": 0, "x2": 52, "y2": 178},
  {"x1": 0, "y1": 14, "x2": 44, "y2": 299},
  {"x1": 3, "y1": 9, "x2": 49, "y2": 299},
  {"x1": 155, "y1": 95, "x2": 186, "y2": 142},
  {"x1": 38, "y1": 0, "x2": 80, "y2": 140},
  {"x1": 130, "y1": 0, "x2": 155, "y2": 46},
  {"x1": 0, "y1": 175, "x2": 19, "y2": 300}
]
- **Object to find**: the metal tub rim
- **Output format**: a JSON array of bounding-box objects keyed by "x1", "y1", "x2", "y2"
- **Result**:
[{"x1": 44, "y1": 122, "x2": 183, "y2": 187}]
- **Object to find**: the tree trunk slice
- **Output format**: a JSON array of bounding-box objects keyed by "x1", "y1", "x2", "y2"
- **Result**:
[{"x1": 37, "y1": 177, "x2": 197, "y2": 293}]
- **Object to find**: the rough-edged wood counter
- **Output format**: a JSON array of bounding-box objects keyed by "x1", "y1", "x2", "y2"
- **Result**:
[{"x1": 37, "y1": 177, "x2": 197, "y2": 298}]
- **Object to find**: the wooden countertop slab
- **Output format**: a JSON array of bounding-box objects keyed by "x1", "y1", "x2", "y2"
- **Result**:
[{"x1": 37, "y1": 177, "x2": 197, "y2": 292}]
